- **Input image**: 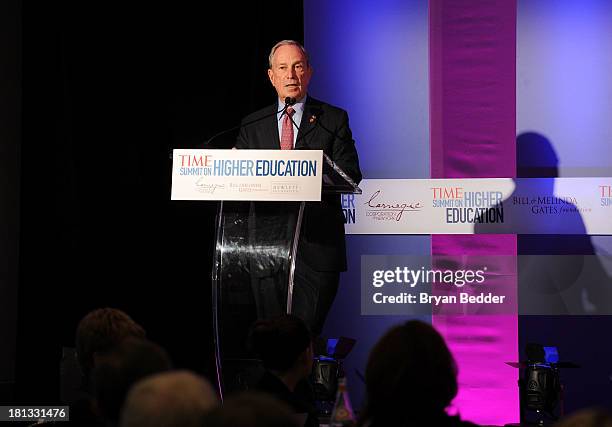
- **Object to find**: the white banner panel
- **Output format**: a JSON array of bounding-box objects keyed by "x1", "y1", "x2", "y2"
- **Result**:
[
  {"x1": 344, "y1": 178, "x2": 612, "y2": 235},
  {"x1": 171, "y1": 149, "x2": 323, "y2": 201}
]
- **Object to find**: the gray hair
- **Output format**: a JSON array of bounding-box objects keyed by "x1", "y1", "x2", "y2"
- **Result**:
[
  {"x1": 268, "y1": 40, "x2": 310, "y2": 69},
  {"x1": 120, "y1": 370, "x2": 218, "y2": 427}
]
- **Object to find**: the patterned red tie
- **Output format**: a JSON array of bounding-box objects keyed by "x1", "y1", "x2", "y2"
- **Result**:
[{"x1": 280, "y1": 107, "x2": 295, "y2": 150}]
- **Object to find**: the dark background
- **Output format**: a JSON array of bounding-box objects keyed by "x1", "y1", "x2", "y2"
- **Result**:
[
  {"x1": 12, "y1": 0, "x2": 303, "y2": 403},
  {"x1": 5, "y1": 0, "x2": 612, "y2": 413},
  {"x1": 0, "y1": 0, "x2": 21, "y2": 403}
]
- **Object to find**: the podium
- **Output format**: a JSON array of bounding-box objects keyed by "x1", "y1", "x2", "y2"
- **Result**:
[{"x1": 171, "y1": 149, "x2": 360, "y2": 397}]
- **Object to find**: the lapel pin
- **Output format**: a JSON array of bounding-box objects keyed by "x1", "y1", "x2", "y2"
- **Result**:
[{"x1": 309, "y1": 115, "x2": 317, "y2": 124}]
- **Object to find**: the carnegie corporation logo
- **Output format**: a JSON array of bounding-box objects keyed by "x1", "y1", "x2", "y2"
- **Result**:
[
  {"x1": 600, "y1": 185, "x2": 612, "y2": 207},
  {"x1": 177, "y1": 154, "x2": 318, "y2": 178},
  {"x1": 364, "y1": 190, "x2": 423, "y2": 221}
]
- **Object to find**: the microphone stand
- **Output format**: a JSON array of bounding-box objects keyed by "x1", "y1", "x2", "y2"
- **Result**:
[
  {"x1": 203, "y1": 97, "x2": 296, "y2": 147},
  {"x1": 168, "y1": 97, "x2": 297, "y2": 159}
]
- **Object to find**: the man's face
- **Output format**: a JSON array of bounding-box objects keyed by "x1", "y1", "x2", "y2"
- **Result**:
[{"x1": 268, "y1": 44, "x2": 312, "y2": 102}]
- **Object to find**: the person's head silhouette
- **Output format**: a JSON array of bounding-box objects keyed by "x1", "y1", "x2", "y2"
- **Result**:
[
  {"x1": 359, "y1": 320, "x2": 462, "y2": 426},
  {"x1": 516, "y1": 132, "x2": 558, "y2": 178}
]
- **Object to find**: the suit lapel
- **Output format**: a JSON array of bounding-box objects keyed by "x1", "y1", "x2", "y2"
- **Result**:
[
  {"x1": 295, "y1": 98, "x2": 318, "y2": 149},
  {"x1": 261, "y1": 103, "x2": 281, "y2": 149}
]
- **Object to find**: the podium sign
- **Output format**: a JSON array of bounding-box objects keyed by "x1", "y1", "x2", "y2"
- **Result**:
[{"x1": 171, "y1": 149, "x2": 323, "y2": 201}]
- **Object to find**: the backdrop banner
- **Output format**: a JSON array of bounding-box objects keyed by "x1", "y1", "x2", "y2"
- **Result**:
[{"x1": 345, "y1": 178, "x2": 612, "y2": 235}]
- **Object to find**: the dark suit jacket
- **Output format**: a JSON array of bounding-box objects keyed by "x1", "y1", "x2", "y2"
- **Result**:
[
  {"x1": 255, "y1": 371, "x2": 319, "y2": 427},
  {"x1": 235, "y1": 96, "x2": 362, "y2": 272}
]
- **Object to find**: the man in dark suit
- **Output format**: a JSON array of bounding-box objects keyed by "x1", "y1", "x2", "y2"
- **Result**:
[
  {"x1": 235, "y1": 40, "x2": 361, "y2": 336},
  {"x1": 248, "y1": 314, "x2": 318, "y2": 427}
]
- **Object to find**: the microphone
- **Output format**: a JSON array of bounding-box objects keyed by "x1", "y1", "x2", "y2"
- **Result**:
[{"x1": 202, "y1": 97, "x2": 296, "y2": 148}]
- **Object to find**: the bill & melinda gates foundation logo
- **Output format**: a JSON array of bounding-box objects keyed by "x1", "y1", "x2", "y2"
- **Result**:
[{"x1": 360, "y1": 190, "x2": 423, "y2": 222}]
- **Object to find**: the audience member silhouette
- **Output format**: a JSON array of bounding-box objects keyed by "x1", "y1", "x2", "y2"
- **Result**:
[
  {"x1": 120, "y1": 370, "x2": 218, "y2": 427},
  {"x1": 248, "y1": 314, "x2": 318, "y2": 427},
  {"x1": 357, "y1": 320, "x2": 478, "y2": 427},
  {"x1": 93, "y1": 337, "x2": 173, "y2": 426},
  {"x1": 554, "y1": 407, "x2": 612, "y2": 427},
  {"x1": 69, "y1": 307, "x2": 147, "y2": 426},
  {"x1": 76, "y1": 307, "x2": 146, "y2": 382},
  {"x1": 204, "y1": 392, "x2": 300, "y2": 427}
]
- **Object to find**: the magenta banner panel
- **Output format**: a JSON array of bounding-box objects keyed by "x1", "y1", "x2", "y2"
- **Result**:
[
  {"x1": 429, "y1": 0, "x2": 519, "y2": 424},
  {"x1": 430, "y1": 0, "x2": 516, "y2": 178}
]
